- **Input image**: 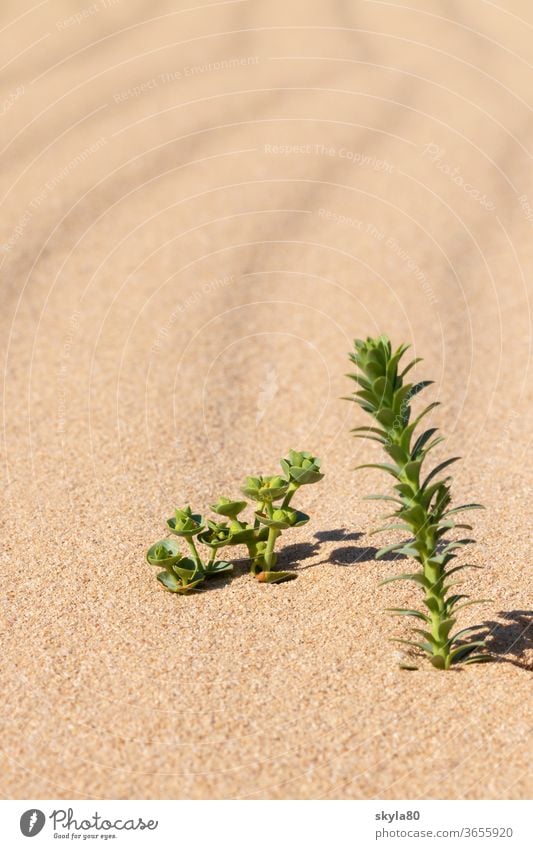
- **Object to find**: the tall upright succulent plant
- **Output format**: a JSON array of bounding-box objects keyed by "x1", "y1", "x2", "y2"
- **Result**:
[{"x1": 346, "y1": 335, "x2": 491, "y2": 669}]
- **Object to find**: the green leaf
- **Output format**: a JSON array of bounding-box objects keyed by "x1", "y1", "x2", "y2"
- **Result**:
[
  {"x1": 421, "y1": 457, "x2": 461, "y2": 490},
  {"x1": 449, "y1": 626, "x2": 485, "y2": 644},
  {"x1": 386, "y1": 346, "x2": 410, "y2": 382},
  {"x1": 287, "y1": 509, "x2": 311, "y2": 527},
  {"x1": 255, "y1": 510, "x2": 291, "y2": 530},
  {"x1": 355, "y1": 462, "x2": 400, "y2": 478},
  {"x1": 423, "y1": 597, "x2": 441, "y2": 614},
  {"x1": 403, "y1": 460, "x2": 422, "y2": 485},
  {"x1": 390, "y1": 638, "x2": 433, "y2": 655},
  {"x1": 385, "y1": 444, "x2": 409, "y2": 466},
  {"x1": 355, "y1": 389, "x2": 378, "y2": 406},
  {"x1": 375, "y1": 541, "x2": 411, "y2": 559},
  {"x1": 450, "y1": 641, "x2": 487, "y2": 662},
  {"x1": 412, "y1": 629, "x2": 440, "y2": 646},
  {"x1": 395, "y1": 548, "x2": 421, "y2": 561},
  {"x1": 461, "y1": 654, "x2": 493, "y2": 665},
  {"x1": 452, "y1": 598, "x2": 493, "y2": 614},
  {"x1": 384, "y1": 608, "x2": 430, "y2": 622},
  {"x1": 419, "y1": 479, "x2": 449, "y2": 510},
  {"x1": 380, "y1": 572, "x2": 431, "y2": 589},
  {"x1": 437, "y1": 618, "x2": 456, "y2": 641},
  {"x1": 171, "y1": 557, "x2": 201, "y2": 581},
  {"x1": 423, "y1": 436, "x2": 446, "y2": 455},
  {"x1": 443, "y1": 563, "x2": 482, "y2": 578},
  {"x1": 346, "y1": 373, "x2": 372, "y2": 390},
  {"x1": 372, "y1": 375, "x2": 388, "y2": 397},
  {"x1": 375, "y1": 408, "x2": 396, "y2": 428},
  {"x1": 370, "y1": 523, "x2": 411, "y2": 535},
  {"x1": 444, "y1": 503, "x2": 485, "y2": 516},
  {"x1": 209, "y1": 498, "x2": 248, "y2": 518},
  {"x1": 363, "y1": 494, "x2": 403, "y2": 504},
  {"x1": 411, "y1": 400, "x2": 441, "y2": 427},
  {"x1": 400, "y1": 503, "x2": 427, "y2": 527},
  {"x1": 399, "y1": 356, "x2": 422, "y2": 379},
  {"x1": 156, "y1": 571, "x2": 204, "y2": 594},
  {"x1": 146, "y1": 539, "x2": 182, "y2": 568},
  {"x1": 200, "y1": 560, "x2": 234, "y2": 577},
  {"x1": 156, "y1": 570, "x2": 181, "y2": 591},
  {"x1": 351, "y1": 426, "x2": 389, "y2": 438},
  {"x1": 352, "y1": 434, "x2": 386, "y2": 444},
  {"x1": 445, "y1": 594, "x2": 470, "y2": 610},
  {"x1": 255, "y1": 570, "x2": 296, "y2": 584},
  {"x1": 406, "y1": 380, "x2": 434, "y2": 401},
  {"x1": 411, "y1": 427, "x2": 438, "y2": 457}
]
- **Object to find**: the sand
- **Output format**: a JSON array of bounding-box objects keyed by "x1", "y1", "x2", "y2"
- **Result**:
[{"x1": 1, "y1": 0, "x2": 531, "y2": 800}]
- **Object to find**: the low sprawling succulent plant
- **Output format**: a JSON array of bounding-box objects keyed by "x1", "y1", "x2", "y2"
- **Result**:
[
  {"x1": 346, "y1": 335, "x2": 491, "y2": 669},
  {"x1": 146, "y1": 451, "x2": 324, "y2": 592},
  {"x1": 146, "y1": 539, "x2": 205, "y2": 594}
]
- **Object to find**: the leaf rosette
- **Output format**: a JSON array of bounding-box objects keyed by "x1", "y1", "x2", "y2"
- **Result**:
[
  {"x1": 280, "y1": 450, "x2": 324, "y2": 485},
  {"x1": 241, "y1": 475, "x2": 289, "y2": 503},
  {"x1": 146, "y1": 539, "x2": 182, "y2": 568},
  {"x1": 255, "y1": 508, "x2": 310, "y2": 530},
  {"x1": 166, "y1": 505, "x2": 204, "y2": 537},
  {"x1": 197, "y1": 520, "x2": 233, "y2": 549},
  {"x1": 209, "y1": 497, "x2": 248, "y2": 519}
]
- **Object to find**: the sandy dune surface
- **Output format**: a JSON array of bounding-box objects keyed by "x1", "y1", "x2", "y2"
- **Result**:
[{"x1": 1, "y1": 0, "x2": 531, "y2": 799}]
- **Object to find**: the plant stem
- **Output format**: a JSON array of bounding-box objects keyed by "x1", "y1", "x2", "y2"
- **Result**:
[
  {"x1": 254, "y1": 503, "x2": 265, "y2": 528},
  {"x1": 281, "y1": 482, "x2": 299, "y2": 508},
  {"x1": 186, "y1": 537, "x2": 202, "y2": 574},
  {"x1": 264, "y1": 527, "x2": 280, "y2": 570},
  {"x1": 247, "y1": 540, "x2": 258, "y2": 573},
  {"x1": 420, "y1": 552, "x2": 449, "y2": 668},
  {"x1": 393, "y1": 437, "x2": 451, "y2": 668}
]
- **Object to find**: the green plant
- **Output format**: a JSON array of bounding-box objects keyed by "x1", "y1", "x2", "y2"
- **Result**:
[
  {"x1": 147, "y1": 506, "x2": 234, "y2": 593},
  {"x1": 146, "y1": 451, "x2": 324, "y2": 592},
  {"x1": 146, "y1": 539, "x2": 205, "y2": 594},
  {"x1": 239, "y1": 452, "x2": 324, "y2": 582},
  {"x1": 346, "y1": 335, "x2": 491, "y2": 669}
]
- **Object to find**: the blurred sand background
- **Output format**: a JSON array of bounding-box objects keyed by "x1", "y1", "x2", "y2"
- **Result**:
[{"x1": 1, "y1": 0, "x2": 531, "y2": 799}]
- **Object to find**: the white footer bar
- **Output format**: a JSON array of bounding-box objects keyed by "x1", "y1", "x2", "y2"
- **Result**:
[{"x1": 1, "y1": 800, "x2": 530, "y2": 849}]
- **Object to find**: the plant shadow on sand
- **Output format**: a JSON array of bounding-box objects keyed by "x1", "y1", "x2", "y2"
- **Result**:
[
  {"x1": 201, "y1": 537, "x2": 531, "y2": 670},
  {"x1": 276, "y1": 528, "x2": 406, "y2": 571},
  {"x1": 471, "y1": 610, "x2": 533, "y2": 670},
  {"x1": 201, "y1": 528, "x2": 387, "y2": 586},
  {"x1": 315, "y1": 528, "x2": 407, "y2": 566},
  {"x1": 273, "y1": 529, "x2": 399, "y2": 572}
]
